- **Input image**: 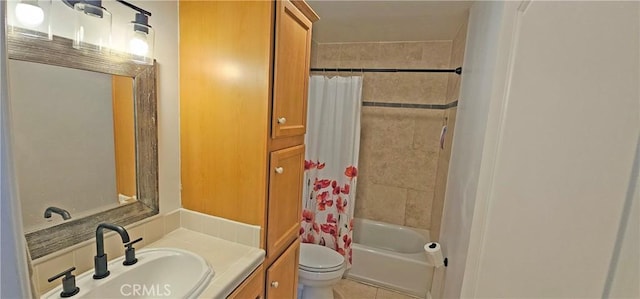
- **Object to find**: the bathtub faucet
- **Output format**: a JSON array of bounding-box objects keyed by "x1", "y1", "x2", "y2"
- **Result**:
[{"x1": 44, "y1": 206, "x2": 72, "y2": 220}]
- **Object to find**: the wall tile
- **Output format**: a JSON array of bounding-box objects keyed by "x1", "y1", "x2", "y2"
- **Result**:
[
  {"x1": 430, "y1": 19, "x2": 468, "y2": 239},
  {"x1": 379, "y1": 42, "x2": 423, "y2": 63},
  {"x1": 316, "y1": 43, "x2": 341, "y2": 67},
  {"x1": 181, "y1": 209, "x2": 204, "y2": 232},
  {"x1": 368, "y1": 147, "x2": 439, "y2": 192},
  {"x1": 128, "y1": 224, "x2": 145, "y2": 243},
  {"x1": 143, "y1": 216, "x2": 164, "y2": 244},
  {"x1": 236, "y1": 224, "x2": 257, "y2": 247},
  {"x1": 218, "y1": 219, "x2": 238, "y2": 243},
  {"x1": 405, "y1": 189, "x2": 434, "y2": 230},
  {"x1": 413, "y1": 110, "x2": 445, "y2": 151},
  {"x1": 339, "y1": 43, "x2": 361, "y2": 62},
  {"x1": 355, "y1": 182, "x2": 408, "y2": 226},
  {"x1": 443, "y1": 108, "x2": 457, "y2": 156},
  {"x1": 310, "y1": 40, "x2": 319, "y2": 68},
  {"x1": 72, "y1": 244, "x2": 94, "y2": 275},
  {"x1": 360, "y1": 108, "x2": 416, "y2": 150},
  {"x1": 359, "y1": 43, "x2": 381, "y2": 63},
  {"x1": 313, "y1": 39, "x2": 459, "y2": 233},
  {"x1": 164, "y1": 210, "x2": 180, "y2": 234},
  {"x1": 201, "y1": 214, "x2": 221, "y2": 237},
  {"x1": 102, "y1": 232, "x2": 126, "y2": 261},
  {"x1": 431, "y1": 157, "x2": 449, "y2": 241},
  {"x1": 421, "y1": 41, "x2": 454, "y2": 68},
  {"x1": 362, "y1": 73, "x2": 448, "y2": 104},
  {"x1": 450, "y1": 23, "x2": 468, "y2": 67}
]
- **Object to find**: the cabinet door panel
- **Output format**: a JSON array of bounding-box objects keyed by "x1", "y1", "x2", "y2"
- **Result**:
[
  {"x1": 227, "y1": 265, "x2": 265, "y2": 299},
  {"x1": 266, "y1": 240, "x2": 300, "y2": 299},
  {"x1": 272, "y1": 0, "x2": 312, "y2": 138},
  {"x1": 267, "y1": 145, "x2": 304, "y2": 258}
]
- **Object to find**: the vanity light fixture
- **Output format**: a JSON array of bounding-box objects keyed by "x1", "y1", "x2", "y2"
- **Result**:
[
  {"x1": 119, "y1": 1, "x2": 154, "y2": 65},
  {"x1": 9, "y1": 0, "x2": 52, "y2": 40},
  {"x1": 61, "y1": 0, "x2": 155, "y2": 63},
  {"x1": 62, "y1": 0, "x2": 112, "y2": 52},
  {"x1": 15, "y1": 0, "x2": 45, "y2": 27}
]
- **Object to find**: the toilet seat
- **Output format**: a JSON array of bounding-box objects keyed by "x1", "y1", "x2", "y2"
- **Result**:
[
  {"x1": 299, "y1": 243, "x2": 345, "y2": 273},
  {"x1": 299, "y1": 263, "x2": 344, "y2": 273}
]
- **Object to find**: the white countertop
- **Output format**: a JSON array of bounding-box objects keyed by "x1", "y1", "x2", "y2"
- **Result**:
[{"x1": 146, "y1": 228, "x2": 265, "y2": 299}]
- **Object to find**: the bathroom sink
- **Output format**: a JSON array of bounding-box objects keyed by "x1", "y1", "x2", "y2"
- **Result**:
[{"x1": 42, "y1": 248, "x2": 214, "y2": 299}]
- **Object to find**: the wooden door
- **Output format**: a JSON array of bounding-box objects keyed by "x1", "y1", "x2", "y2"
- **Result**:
[
  {"x1": 272, "y1": 0, "x2": 312, "y2": 138},
  {"x1": 111, "y1": 75, "x2": 136, "y2": 198},
  {"x1": 266, "y1": 240, "x2": 300, "y2": 299},
  {"x1": 267, "y1": 145, "x2": 304, "y2": 259}
]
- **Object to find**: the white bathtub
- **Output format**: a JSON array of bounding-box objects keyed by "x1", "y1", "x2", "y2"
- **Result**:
[{"x1": 346, "y1": 218, "x2": 433, "y2": 298}]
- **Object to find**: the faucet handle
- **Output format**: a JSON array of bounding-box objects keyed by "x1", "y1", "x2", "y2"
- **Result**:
[
  {"x1": 124, "y1": 237, "x2": 143, "y2": 249},
  {"x1": 123, "y1": 237, "x2": 143, "y2": 266},
  {"x1": 47, "y1": 267, "x2": 80, "y2": 297}
]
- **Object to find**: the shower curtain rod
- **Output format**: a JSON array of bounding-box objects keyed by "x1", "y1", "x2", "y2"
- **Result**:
[
  {"x1": 310, "y1": 67, "x2": 462, "y2": 75},
  {"x1": 363, "y1": 100, "x2": 458, "y2": 110}
]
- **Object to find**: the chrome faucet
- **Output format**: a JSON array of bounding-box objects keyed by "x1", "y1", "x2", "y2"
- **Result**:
[
  {"x1": 93, "y1": 223, "x2": 130, "y2": 279},
  {"x1": 44, "y1": 206, "x2": 71, "y2": 220}
]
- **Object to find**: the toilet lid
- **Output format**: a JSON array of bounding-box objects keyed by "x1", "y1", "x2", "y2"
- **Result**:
[{"x1": 299, "y1": 243, "x2": 345, "y2": 271}]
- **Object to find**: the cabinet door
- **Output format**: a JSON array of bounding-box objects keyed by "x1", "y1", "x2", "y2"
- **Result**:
[
  {"x1": 228, "y1": 265, "x2": 265, "y2": 299},
  {"x1": 272, "y1": 0, "x2": 313, "y2": 139},
  {"x1": 267, "y1": 145, "x2": 304, "y2": 258},
  {"x1": 266, "y1": 240, "x2": 300, "y2": 299}
]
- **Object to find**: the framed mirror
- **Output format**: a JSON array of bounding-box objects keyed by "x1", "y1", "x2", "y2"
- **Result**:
[{"x1": 7, "y1": 32, "x2": 158, "y2": 259}]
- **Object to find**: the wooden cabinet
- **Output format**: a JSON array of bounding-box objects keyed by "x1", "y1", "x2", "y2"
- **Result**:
[
  {"x1": 179, "y1": 0, "x2": 272, "y2": 226},
  {"x1": 180, "y1": 1, "x2": 318, "y2": 298},
  {"x1": 267, "y1": 145, "x2": 305, "y2": 259},
  {"x1": 266, "y1": 240, "x2": 300, "y2": 299},
  {"x1": 272, "y1": 0, "x2": 313, "y2": 139},
  {"x1": 228, "y1": 265, "x2": 265, "y2": 299}
]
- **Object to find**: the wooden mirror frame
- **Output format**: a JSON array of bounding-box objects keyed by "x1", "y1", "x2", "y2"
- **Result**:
[{"x1": 7, "y1": 33, "x2": 159, "y2": 259}]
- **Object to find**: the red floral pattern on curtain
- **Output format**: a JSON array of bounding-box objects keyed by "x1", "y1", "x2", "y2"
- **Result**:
[
  {"x1": 300, "y1": 162, "x2": 356, "y2": 265},
  {"x1": 301, "y1": 75, "x2": 362, "y2": 267}
]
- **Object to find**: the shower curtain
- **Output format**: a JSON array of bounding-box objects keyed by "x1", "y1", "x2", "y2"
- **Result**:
[{"x1": 300, "y1": 75, "x2": 362, "y2": 267}]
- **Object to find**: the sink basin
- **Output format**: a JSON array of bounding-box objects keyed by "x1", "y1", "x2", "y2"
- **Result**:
[{"x1": 42, "y1": 248, "x2": 214, "y2": 299}]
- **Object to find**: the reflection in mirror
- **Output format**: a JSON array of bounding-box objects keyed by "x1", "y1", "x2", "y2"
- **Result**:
[
  {"x1": 8, "y1": 60, "x2": 136, "y2": 233},
  {"x1": 8, "y1": 32, "x2": 158, "y2": 259}
]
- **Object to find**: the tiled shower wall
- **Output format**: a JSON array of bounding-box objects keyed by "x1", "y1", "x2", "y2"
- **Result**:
[
  {"x1": 432, "y1": 21, "x2": 468, "y2": 241},
  {"x1": 310, "y1": 40, "x2": 454, "y2": 232}
]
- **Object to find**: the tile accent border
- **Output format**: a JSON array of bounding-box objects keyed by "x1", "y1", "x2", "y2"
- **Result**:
[{"x1": 362, "y1": 100, "x2": 458, "y2": 110}]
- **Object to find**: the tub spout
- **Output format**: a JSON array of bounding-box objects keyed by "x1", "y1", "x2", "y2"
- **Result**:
[{"x1": 44, "y1": 206, "x2": 71, "y2": 220}]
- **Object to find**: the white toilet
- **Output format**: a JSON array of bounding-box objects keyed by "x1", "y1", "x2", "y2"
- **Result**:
[{"x1": 298, "y1": 243, "x2": 346, "y2": 299}]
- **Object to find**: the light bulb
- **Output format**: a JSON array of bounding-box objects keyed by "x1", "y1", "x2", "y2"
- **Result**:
[
  {"x1": 129, "y1": 31, "x2": 149, "y2": 57},
  {"x1": 15, "y1": 1, "x2": 44, "y2": 27}
]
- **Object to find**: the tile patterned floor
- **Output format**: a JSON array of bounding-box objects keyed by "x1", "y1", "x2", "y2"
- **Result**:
[{"x1": 333, "y1": 278, "x2": 417, "y2": 299}]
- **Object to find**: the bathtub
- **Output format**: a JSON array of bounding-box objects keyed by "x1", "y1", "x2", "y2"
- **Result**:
[{"x1": 346, "y1": 218, "x2": 433, "y2": 298}]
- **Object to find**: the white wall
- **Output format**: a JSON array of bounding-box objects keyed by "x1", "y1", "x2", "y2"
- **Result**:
[
  {"x1": 439, "y1": 1, "x2": 508, "y2": 297},
  {"x1": 442, "y1": 1, "x2": 640, "y2": 297},
  {"x1": 9, "y1": 60, "x2": 119, "y2": 231},
  {"x1": 1, "y1": 2, "x2": 33, "y2": 297}
]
